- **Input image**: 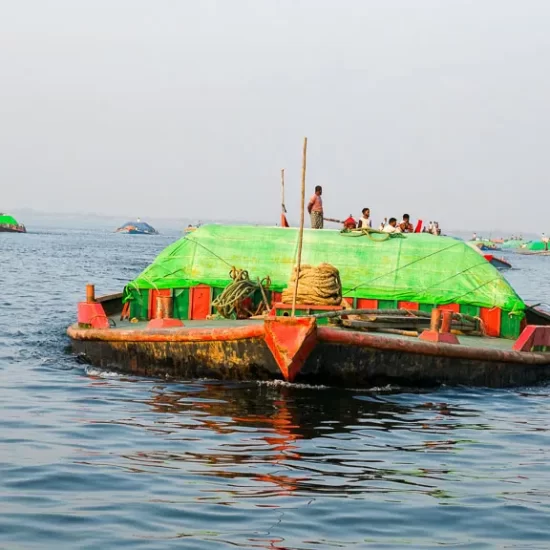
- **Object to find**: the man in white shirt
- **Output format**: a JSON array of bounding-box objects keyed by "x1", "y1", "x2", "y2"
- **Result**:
[
  {"x1": 382, "y1": 218, "x2": 401, "y2": 233},
  {"x1": 542, "y1": 233, "x2": 549, "y2": 251}
]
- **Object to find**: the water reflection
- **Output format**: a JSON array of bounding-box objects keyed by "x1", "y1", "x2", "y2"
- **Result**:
[{"x1": 86, "y1": 380, "x2": 495, "y2": 502}]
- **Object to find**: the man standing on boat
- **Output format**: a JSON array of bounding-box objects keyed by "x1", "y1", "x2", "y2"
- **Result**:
[
  {"x1": 308, "y1": 185, "x2": 324, "y2": 229},
  {"x1": 358, "y1": 208, "x2": 372, "y2": 229}
]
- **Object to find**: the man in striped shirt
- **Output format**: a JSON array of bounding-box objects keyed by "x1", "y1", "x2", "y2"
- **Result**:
[{"x1": 307, "y1": 185, "x2": 324, "y2": 229}]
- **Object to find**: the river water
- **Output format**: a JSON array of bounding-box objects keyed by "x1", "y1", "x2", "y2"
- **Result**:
[{"x1": 1, "y1": 228, "x2": 549, "y2": 549}]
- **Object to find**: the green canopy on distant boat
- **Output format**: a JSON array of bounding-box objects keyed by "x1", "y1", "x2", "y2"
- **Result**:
[
  {"x1": 526, "y1": 241, "x2": 549, "y2": 251},
  {"x1": 501, "y1": 240, "x2": 530, "y2": 250},
  {"x1": 0, "y1": 214, "x2": 20, "y2": 226}
]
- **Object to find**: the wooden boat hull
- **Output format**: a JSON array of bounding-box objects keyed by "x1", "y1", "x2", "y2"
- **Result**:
[
  {"x1": 68, "y1": 321, "x2": 550, "y2": 389},
  {"x1": 0, "y1": 226, "x2": 26, "y2": 233},
  {"x1": 484, "y1": 255, "x2": 512, "y2": 270}
]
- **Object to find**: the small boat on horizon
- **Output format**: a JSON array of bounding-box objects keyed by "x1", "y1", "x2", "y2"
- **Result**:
[
  {"x1": 115, "y1": 219, "x2": 158, "y2": 235},
  {"x1": 0, "y1": 213, "x2": 26, "y2": 233},
  {"x1": 517, "y1": 240, "x2": 550, "y2": 255},
  {"x1": 184, "y1": 223, "x2": 201, "y2": 235}
]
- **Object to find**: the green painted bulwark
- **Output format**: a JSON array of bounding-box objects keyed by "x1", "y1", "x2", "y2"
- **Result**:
[
  {"x1": 460, "y1": 304, "x2": 481, "y2": 317},
  {"x1": 129, "y1": 289, "x2": 149, "y2": 320},
  {"x1": 500, "y1": 310, "x2": 522, "y2": 340},
  {"x1": 378, "y1": 300, "x2": 397, "y2": 310},
  {"x1": 174, "y1": 289, "x2": 190, "y2": 320}
]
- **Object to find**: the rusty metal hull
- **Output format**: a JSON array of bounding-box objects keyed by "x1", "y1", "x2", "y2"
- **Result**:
[
  {"x1": 67, "y1": 323, "x2": 550, "y2": 388},
  {"x1": 0, "y1": 226, "x2": 26, "y2": 233}
]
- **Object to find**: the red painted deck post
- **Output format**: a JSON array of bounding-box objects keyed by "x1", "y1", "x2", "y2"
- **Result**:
[
  {"x1": 147, "y1": 294, "x2": 183, "y2": 328},
  {"x1": 78, "y1": 283, "x2": 109, "y2": 329},
  {"x1": 440, "y1": 310, "x2": 453, "y2": 334},
  {"x1": 86, "y1": 284, "x2": 95, "y2": 303},
  {"x1": 155, "y1": 295, "x2": 173, "y2": 319},
  {"x1": 430, "y1": 308, "x2": 442, "y2": 332},
  {"x1": 419, "y1": 308, "x2": 459, "y2": 344}
]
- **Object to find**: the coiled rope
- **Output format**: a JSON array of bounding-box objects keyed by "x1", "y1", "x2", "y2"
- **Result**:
[
  {"x1": 340, "y1": 227, "x2": 406, "y2": 241},
  {"x1": 281, "y1": 263, "x2": 342, "y2": 306},
  {"x1": 211, "y1": 268, "x2": 271, "y2": 319}
]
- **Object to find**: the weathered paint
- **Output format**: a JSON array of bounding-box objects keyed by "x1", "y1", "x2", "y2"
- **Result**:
[
  {"x1": 264, "y1": 317, "x2": 317, "y2": 381},
  {"x1": 72, "y1": 337, "x2": 281, "y2": 381},
  {"x1": 316, "y1": 327, "x2": 550, "y2": 366},
  {"x1": 147, "y1": 318, "x2": 184, "y2": 329},
  {"x1": 148, "y1": 289, "x2": 171, "y2": 319},
  {"x1": 513, "y1": 325, "x2": 550, "y2": 352},
  {"x1": 77, "y1": 302, "x2": 109, "y2": 329},
  {"x1": 68, "y1": 321, "x2": 550, "y2": 388}
]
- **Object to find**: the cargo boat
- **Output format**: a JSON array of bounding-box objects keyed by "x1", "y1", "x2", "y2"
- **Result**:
[
  {"x1": 115, "y1": 219, "x2": 158, "y2": 235},
  {"x1": 0, "y1": 213, "x2": 26, "y2": 233},
  {"x1": 68, "y1": 225, "x2": 550, "y2": 388}
]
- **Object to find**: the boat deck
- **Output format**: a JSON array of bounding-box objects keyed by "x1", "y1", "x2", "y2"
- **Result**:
[{"x1": 106, "y1": 315, "x2": 517, "y2": 353}]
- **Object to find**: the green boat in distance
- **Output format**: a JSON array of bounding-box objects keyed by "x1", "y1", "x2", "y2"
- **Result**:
[
  {"x1": 501, "y1": 239, "x2": 530, "y2": 250},
  {"x1": 517, "y1": 240, "x2": 550, "y2": 255},
  {"x1": 0, "y1": 213, "x2": 26, "y2": 233}
]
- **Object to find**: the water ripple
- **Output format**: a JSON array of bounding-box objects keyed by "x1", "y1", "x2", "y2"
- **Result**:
[{"x1": 1, "y1": 229, "x2": 550, "y2": 548}]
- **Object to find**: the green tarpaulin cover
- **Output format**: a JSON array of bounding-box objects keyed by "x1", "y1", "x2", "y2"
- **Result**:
[{"x1": 125, "y1": 225, "x2": 525, "y2": 314}]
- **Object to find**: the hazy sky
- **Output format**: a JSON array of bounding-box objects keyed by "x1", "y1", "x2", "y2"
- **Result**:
[{"x1": 1, "y1": 0, "x2": 549, "y2": 232}]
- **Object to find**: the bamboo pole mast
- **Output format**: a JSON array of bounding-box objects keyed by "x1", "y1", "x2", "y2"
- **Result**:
[
  {"x1": 281, "y1": 168, "x2": 285, "y2": 214},
  {"x1": 291, "y1": 137, "x2": 308, "y2": 317}
]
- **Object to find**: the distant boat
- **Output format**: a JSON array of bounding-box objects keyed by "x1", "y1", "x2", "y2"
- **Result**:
[
  {"x1": 184, "y1": 223, "x2": 200, "y2": 236},
  {"x1": 483, "y1": 254, "x2": 512, "y2": 270},
  {"x1": 115, "y1": 219, "x2": 158, "y2": 235},
  {"x1": 0, "y1": 213, "x2": 26, "y2": 233}
]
